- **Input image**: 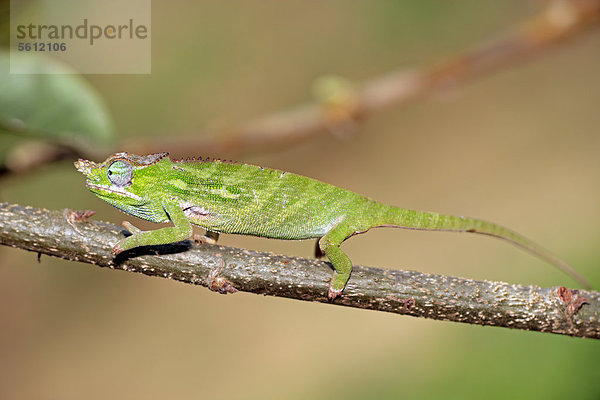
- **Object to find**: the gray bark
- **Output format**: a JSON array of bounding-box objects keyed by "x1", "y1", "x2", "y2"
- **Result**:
[{"x1": 0, "y1": 202, "x2": 597, "y2": 339}]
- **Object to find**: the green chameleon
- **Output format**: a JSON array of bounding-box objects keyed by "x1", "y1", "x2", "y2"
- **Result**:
[{"x1": 75, "y1": 152, "x2": 590, "y2": 299}]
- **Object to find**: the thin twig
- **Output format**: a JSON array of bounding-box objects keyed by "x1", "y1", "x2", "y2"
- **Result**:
[
  {"x1": 124, "y1": 0, "x2": 600, "y2": 158},
  {"x1": 2, "y1": 1, "x2": 599, "y2": 175},
  {"x1": 0, "y1": 202, "x2": 597, "y2": 339}
]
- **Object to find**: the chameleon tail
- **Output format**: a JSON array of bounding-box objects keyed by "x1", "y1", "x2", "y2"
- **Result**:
[{"x1": 373, "y1": 204, "x2": 591, "y2": 289}]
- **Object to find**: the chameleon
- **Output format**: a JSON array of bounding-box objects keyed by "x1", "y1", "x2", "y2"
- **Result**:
[{"x1": 75, "y1": 152, "x2": 590, "y2": 299}]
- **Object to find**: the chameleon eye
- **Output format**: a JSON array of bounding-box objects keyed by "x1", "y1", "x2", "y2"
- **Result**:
[{"x1": 107, "y1": 160, "x2": 133, "y2": 187}]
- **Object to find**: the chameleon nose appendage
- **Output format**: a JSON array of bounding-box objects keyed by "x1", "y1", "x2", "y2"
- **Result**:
[{"x1": 74, "y1": 159, "x2": 98, "y2": 176}]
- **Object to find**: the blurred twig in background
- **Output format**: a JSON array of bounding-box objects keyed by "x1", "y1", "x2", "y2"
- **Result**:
[
  {"x1": 124, "y1": 0, "x2": 600, "y2": 158},
  {"x1": 1, "y1": 0, "x2": 599, "y2": 177},
  {"x1": 1, "y1": 201, "x2": 598, "y2": 339}
]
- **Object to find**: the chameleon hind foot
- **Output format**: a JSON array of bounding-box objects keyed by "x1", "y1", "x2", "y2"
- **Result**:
[
  {"x1": 327, "y1": 268, "x2": 351, "y2": 300},
  {"x1": 319, "y1": 224, "x2": 354, "y2": 300},
  {"x1": 328, "y1": 286, "x2": 343, "y2": 300}
]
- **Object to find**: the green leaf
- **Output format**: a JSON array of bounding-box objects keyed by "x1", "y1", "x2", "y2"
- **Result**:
[{"x1": 0, "y1": 50, "x2": 115, "y2": 152}]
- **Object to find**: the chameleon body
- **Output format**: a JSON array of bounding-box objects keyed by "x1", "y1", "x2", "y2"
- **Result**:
[{"x1": 75, "y1": 152, "x2": 589, "y2": 299}]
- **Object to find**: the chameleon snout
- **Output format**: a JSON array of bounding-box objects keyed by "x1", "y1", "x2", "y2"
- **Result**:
[{"x1": 74, "y1": 159, "x2": 98, "y2": 176}]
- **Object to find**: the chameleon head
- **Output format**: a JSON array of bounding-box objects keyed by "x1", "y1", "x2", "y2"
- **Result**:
[{"x1": 75, "y1": 152, "x2": 169, "y2": 208}]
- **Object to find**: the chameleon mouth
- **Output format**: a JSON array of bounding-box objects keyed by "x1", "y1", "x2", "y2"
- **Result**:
[{"x1": 86, "y1": 182, "x2": 143, "y2": 202}]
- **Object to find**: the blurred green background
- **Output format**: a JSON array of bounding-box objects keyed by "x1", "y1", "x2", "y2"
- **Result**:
[{"x1": 1, "y1": 1, "x2": 600, "y2": 399}]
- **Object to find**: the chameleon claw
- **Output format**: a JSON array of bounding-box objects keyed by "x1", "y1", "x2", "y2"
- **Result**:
[
  {"x1": 112, "y1": 242, "x2": 125, "y2": 255},
  {"x1": 327, "y1": 286, "x2": 343, "y2": 301}
]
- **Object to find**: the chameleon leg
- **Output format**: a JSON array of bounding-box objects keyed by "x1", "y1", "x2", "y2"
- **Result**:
[
  {"x1": 319, "y1": 223, "x2": 354, "y2": 300},
  {"x1": 113, "y1": 202, "x2": 193, "y2": 254}
]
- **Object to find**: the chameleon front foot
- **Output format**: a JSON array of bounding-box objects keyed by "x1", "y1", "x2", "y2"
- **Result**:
[
  {"x1": 112, "y1": 221, "x2": 142, "y2": 254},
  {"x1": 112, "y1": 242, "x2": 125, "y2": 255}
]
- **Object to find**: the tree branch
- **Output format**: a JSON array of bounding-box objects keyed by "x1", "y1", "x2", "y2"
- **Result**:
[{"x1": 0, "y1": 202, "x2": 597, "y2": 339}]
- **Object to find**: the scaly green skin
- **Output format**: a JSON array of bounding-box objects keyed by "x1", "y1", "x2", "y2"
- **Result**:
[{"x1": 75, "y1": 152, "x2": 590, "y2": 299}]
